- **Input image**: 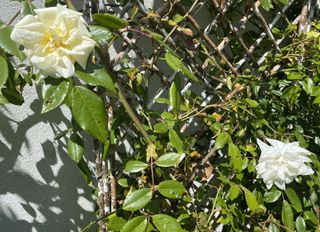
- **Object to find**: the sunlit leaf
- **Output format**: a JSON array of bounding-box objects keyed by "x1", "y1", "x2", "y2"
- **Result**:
[
  {"x1": 157, "y1": 180, "x2": 186, "y2": 199},
  {"x1": 123, "y1": 188, "x2": 152, "y2": 211}
]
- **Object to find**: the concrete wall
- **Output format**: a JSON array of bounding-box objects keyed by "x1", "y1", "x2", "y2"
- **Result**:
[{"x1": 0, "y1": 1, "x2": 95, "y2": 231}]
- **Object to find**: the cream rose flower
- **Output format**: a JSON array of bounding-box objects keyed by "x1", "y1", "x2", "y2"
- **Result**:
[
  {"x1": 11, "y1": 4, "x2": 96, "y2": 78},
  {"x1": 256, "y1": 138, "x2": 314, "y2": 190}
]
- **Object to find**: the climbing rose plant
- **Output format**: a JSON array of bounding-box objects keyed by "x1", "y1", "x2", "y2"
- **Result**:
[{"x1": 1, "y1": 1, "x2": 320, "y2": 231}]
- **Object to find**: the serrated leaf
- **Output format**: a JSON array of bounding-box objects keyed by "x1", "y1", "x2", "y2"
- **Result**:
[
  {"x1": 0, "y1": 56, "x2": 8, "y2": 88},
  {"x1": 120, "y1": 216, "x2": 147, "y2": 232},
  {"x1": 67, "y1": 133, "x2": 84, "y2": 163},
  {"x1": 89, "y1": 25, "x2": 113, "y2": 44},
  {"x1": 295, "y1": 216, "x2": 306, "y2": 232},
  {"x1": 264, "y1": 188, "x2": 282, "y2": 203},
  {"x1": 152, "y1": 214, "x2": 182, "y2": 232},
  {"x1": 93, "y1": 13, "x2": 128, "y2": 30},
  {"x1": 70, "y1": 86, "x2": 107, "y2": 144},
  {"x1": 168, "y1": 129, "x2": 184, "y2": 154},
  {"x1": 0, "y1": 27, "x2": 24, "y2": 60},
  {"x1": 123, "y1": 188, "x2": 152, "y2": 211},
  {"x1": 157, "y1": 180, "x2": 186, "y2": 199},
  {"x1": 282, "y1": 200, "x2": 294, "y2": 229},
  {"x1": 124, "y1": 161, "x2": 148, "y2": 173},
  {"x1": 155, "y1": 152, "x2": 182, "y2": 167},
  {"x1": 229, "y1": 184, "x2": 241, "y2": 200},
  {"x1": 42, "y1": 78, "x2": 71, "y2": 113},
  {"x1": 285, "y1": 187, "x2": 302, "y2": 212},
  {"x1": 228, "y1": 143, "x2": 243, "y2": 172},
  {"x1": 214, "y1": 132, "x2": 230, "y2": 150},
  {"x1": 76, "y1": 69, "x2": 116, "y2": 94}
]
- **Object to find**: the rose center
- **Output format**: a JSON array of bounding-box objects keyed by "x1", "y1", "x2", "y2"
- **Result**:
[
  {"x1": 275, "y1": 156, "x2": 285, "y2": 164},
  {"x1": 41, "y1": 27, "x2": 69, "y2": 53}
]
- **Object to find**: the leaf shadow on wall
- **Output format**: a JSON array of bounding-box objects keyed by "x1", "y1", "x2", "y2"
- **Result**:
[{"x1": 0, "y1": 89, "x2": 96, "y2": 232}]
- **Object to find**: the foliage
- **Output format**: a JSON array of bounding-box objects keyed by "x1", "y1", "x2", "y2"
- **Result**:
[{"x1": 1, "y1": 0, "x2": 320, "y2": 231}]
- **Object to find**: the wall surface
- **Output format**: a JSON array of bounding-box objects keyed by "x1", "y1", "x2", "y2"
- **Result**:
[{"x1": 0, "y1": 1, "x2": 95, "y2": 231}]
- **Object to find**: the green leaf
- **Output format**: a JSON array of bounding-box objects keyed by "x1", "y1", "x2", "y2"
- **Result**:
[
  {"x1": 168, "y1": 129, "x2": 184, "y2": 154},
  {"x1": 93, "y1": 13, "x2": 128, "y2": 30},
  {"x1": 295, "y1": 216, "x2": 306, "y2": 232},
  {"x1": 89, "y1": 25, "x2": 113, "y2": 44},
  {"x1": 118, "y1": 178, "x2": 129, "y2": 188},
  {"x1": 152, "y1": 214, "x2": 182, "y2": 232},
  {"x1": 123, "y1": 188, "x2": 152, "y2": 211},
  {"x1": 282, "y1": 200, "x2": 294, "y2": 229},
  {"x1": 155, "y1": 152, "x2": 182, "y2": 167},
  {"x1": 268, "y1": 223, "x2": 280, "y2": 232},
  {"x1": 228, "y1": 143, "x2": 243, "y2": 172},
  {"x1": 107, "y1": 216, "x2": 127, "y2": 231},
  {"x1": 229, "y1": 184, "x2": 241, "y2": 201},
  {"x1": 41, "y1": 78, "x2": 71, "y2": 113},
  {"x1": 165, "y1": 52, "x2": 198, "y2": 81},
  {"x1": 285, "y1": 187, "x2": 302, "y2": 212},
  {"x1": 67, "y1": 133, "x2": 84, "y2": 163},
  {"x1": 0, "y1": 27, "x2": 24, "y2": 61},
  {"x1": 304, "y1": 210, "x2": 318, "y2": 224},
  {"x1": 260, "y1": 0, "x2": 273, "y2": 11},
  {"x1": 21, "y1": 1, "x2": 35, "y2": 16},
  {"x1": 124, "y1": 161, "x2": 148, "y2": 173},
  {"x1": 302, "y1": 77, "x2": 313, "y2": 95},
  {"x1": 245, "y1": 98, "x2": 259, "y2": 107},
  {"x1": 76, "y1": 69, "x2": 116, "y2": 94},
  {"x1": 70, "y1": 86, "x2": 107, "y2": 144},
  {"x1": 264, "y1": 188, "x2": 282, "y2": 203},
  {"x1": 120, "y1": 216, "x2": 147, "y2": 232},
  {"x1": 241, "y1": 186, "x2": 264, "y2": 213},
  {"x1": 278, "y1": 0, "x2": 288, "y2": 5},
  {"x1": 0, "y1": 56, "x2": 8, "y2": 88},
  {"x1": 214, "y1": 132, "x2": 230, "y2": 150},
  {"x1": 286, "y1": 72, "x2": 304, "y2": 80},
  {"x1": 0, "y1": 94, "x2": 9, "y2": 105},
  {"x1": 154, "y1": 123, "x2": 169, "y2": 134},
  {"x1": 44, "y1": 0, "x2": 57, "y2": 7},
  {"x1": 157, "y1": 180, "x2": 186, "y2": 199},
  {"x1": 169, "y1": 79, "x2": 180, "y2": 117},
  {"x1": 77, "y1": 158, "x2": 92, "y2": 184},
  {"x1": 1, "y1": 88, "x2": 24, "y2": 105}
]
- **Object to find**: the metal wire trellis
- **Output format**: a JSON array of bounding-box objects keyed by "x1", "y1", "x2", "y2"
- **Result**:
[{"x1": 82, "y1": 0, "x2": 319, "y2": 230}]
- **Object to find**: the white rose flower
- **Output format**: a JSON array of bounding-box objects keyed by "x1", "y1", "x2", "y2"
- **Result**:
[
  {"x1": 256, "y1": 138, "x2": 314, "y2": 190},
  {"x1": 11, "y1": 4, "x2": 96, "y2": 78}
]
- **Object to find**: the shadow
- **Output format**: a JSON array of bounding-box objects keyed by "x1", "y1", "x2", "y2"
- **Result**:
[{"x1": 0, "y1": 85, "x2": 95, "y2": 231}]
